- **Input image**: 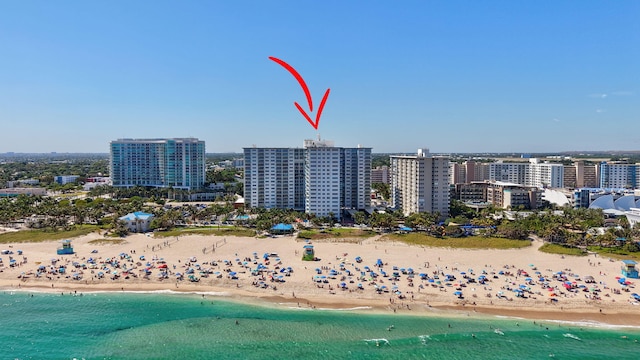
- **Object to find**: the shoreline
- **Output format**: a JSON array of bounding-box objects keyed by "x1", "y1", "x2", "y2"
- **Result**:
[
  {"x1": 4, "y1": 281, "x2": 640, "y2": 329},
  {"x1": 3, "y1": 232, "x2": 640, "y2": 328}
]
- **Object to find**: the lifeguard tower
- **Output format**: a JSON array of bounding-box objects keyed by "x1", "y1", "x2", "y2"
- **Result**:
[
  {"x1": 302, "y1": 244, "x2": 315, "y2": 261},
  {"x1": 621, "y1": 260, "x2": 638, "y2": 279},
  {"x1": 57, "y1": 239, "x2": 74, "y2": 255}
]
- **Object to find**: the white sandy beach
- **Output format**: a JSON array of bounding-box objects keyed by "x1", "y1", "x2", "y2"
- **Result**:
[{"x1": 2, "y1": 232, "x2": 640, "y2": 326}]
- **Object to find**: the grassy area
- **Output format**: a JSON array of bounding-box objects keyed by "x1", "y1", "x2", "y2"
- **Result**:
[
  {"x1": 586, "y1": 246, "x2": 640, "y2": 260},
  {"x1": 153, "y1": 227, "x2": 256, "y2": 238},
  {"x1": 0, "y1": 225, "x2": 101, "y2": 244},
  {"x1": 539, "y1": 243, "x2": 587, "y2": 256},
  {"x1": 297, "y1": 228, "x2": 378, "y2": 240},
  {"x1": 88, "y1": 239, "x2": 127, "y2": 245},
  {"x1": 381, "y1": 233, "x2": 531, "y2": 249}
]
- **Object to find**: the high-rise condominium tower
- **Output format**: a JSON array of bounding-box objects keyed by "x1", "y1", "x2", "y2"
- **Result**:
[
  {"x1": 391, "y1": 148, "x2": 450, "y2": 217},
  {"x1": 110, "y1": 138, "x2": 206, "y2": 190},
  {"x1": 243, "y1": 138, "x2": 371, "y2": 220}
]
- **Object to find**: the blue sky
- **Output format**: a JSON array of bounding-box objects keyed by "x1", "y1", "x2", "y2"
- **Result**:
[{"x1": 1, "y1": 1, "x2": 638, "y2": 153}]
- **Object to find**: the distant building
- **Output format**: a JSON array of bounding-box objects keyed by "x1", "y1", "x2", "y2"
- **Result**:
[
  {"x1": 0, "y1": 188, "x2": 47, "y2": 197},
  {"x1": 454, "y1": 181, "x2": 541, "y2": 210},
  {"x1": 390, "y1": 148, "x2": 450, "y2": 217},
  {"x1": 11, "y1": 179, "x2": 40, "y2": 187},
  {"x1": 83, "y1": 177, "x2": 111, "y2": 191},
  {"x1": 488, "y1": 159, "x2": 563, "y2": 188},
  {"x1": 449, "y1": 163, "x2": 466, "y2": 185},
  {"x1": 599, "y1": 162, "x2": 640, "y2": 189},
  {"x1": 371, "y1": 166, "x2": 390, "y2": 184},
  {"x1": 450, "y1": 161, "x2": 490, "y2": 185},
  {"x1": 232, "y1": 158, "x2": 244, "y2": 168},
  {"x1": 119, "y1": 211, "x2": 155, "y2": 233},
  {"x1": 626, "y1": 208, "x2": 640, "y2": 228},
  {"x1": 453, "y1": 182, "x2": 488, "y2": 202},
  {"x1": 486, "y1": 181, "x2": 541, "y2": 210},
  {"x1": 55, "y1": 175, "x2": 79, "y2": 185},
  {"x1": 110, "y1": 138, "x2": 206, "y2": 190},
  {"x1": 563, "y1": 165, "x2": 577, "y2": 188},
  {"x1": 565, "y1": 161, "x2": 599, "y2": 188}
]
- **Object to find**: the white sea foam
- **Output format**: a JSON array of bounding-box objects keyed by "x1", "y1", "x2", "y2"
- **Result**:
[
  {"x1": 563, "y1": 333, "x2": 581, "y2": 341},
  {"x1": 418, "y1": 335, "x2": 432, "y2": 345},
  {"x1": 364, "y1": 338, "x2": 390, "y2": 346},
  {"x1": 545, "y1": 319, "x2": 640, "y2": 331},
  {"x1": 80, "y1": 289, "x2": 231, "y2": 297},
  {"x1": 315, "y1": 306, "x2": 373, "y2": 311}
]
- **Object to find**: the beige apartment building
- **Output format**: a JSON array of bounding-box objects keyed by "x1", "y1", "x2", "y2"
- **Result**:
[{"x1": 391, "y1": 149, "x2": 450, "y2": 217}]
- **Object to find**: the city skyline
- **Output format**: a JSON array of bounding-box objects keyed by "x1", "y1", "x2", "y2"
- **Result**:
[{"x1": 1, "y1": 2, "x2": 639, "y2": 153}]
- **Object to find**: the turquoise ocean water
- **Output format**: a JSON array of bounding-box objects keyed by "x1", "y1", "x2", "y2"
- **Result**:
[{"x1": 1, "y1": 291, "x2": 639, "y2": 359}]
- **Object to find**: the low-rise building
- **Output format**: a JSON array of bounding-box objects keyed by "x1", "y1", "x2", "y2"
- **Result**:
[
  {"x1": 454, "y1": 181, "x2": 540, "y2": 209},
  {"x1": 55, "y1": 175, "x2": 79, "y2": 185},
  {"x1": 0, "y1": 188, "x2": 47, "y2": 197},
  {"x1": 119, "y1": 212, "x2": 155, "y2": 233}
]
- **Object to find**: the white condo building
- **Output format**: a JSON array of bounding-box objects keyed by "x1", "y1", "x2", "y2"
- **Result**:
[
  {"x1": 304, "y1": 139, "x2": 342, "y2": 219},
  {"x1": 243, "y1": 147, "x2": 305, "y2": 210},
  {"x1": 243, "y1": 139, "x2": 371, "y2": 220},
  {"x1": 599, "y1": 163, "x2": 640, "y2": 189},
  {"x1": 488, "y1": 159, "x2": 564, "y2": 188},
  {"x1": 391, "y1": 149, "x2": 450, "y2": 217}
]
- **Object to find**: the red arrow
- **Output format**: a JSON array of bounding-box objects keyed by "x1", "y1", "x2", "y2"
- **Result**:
[{"x1": 269, "y1": 56, "x2": 330, "y2": 130}]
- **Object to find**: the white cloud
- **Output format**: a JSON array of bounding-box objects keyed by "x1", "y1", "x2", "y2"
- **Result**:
[
  {"x1": 595, "y1": 109, "x2": 606, "y2": 113},
  {"x1": 588, "y1": 93, "x2": 607, "y2": 98}
]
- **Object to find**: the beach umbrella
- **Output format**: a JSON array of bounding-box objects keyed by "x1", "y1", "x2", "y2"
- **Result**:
[{"x1": 453, "y1": 291, "x2": 463, "y2": 296}]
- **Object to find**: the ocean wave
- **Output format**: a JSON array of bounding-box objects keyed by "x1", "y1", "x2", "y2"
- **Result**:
[
  {"x1": 418, "y1": 334, "x2": 434, "y2": 345},
  {"x1": 546, "y1": 319, "x2": 640, "y2": 331},
  {"x1": 364, "y1": 338, "x2": 390, "y2": 346},
  {"x1": 79, "y1": 289, "x2": 231, "y2": 297},
  {"x1": 277, "y1": 303, "x2": 372, "y2": 311},
  {"x1": 563, "y1": 333, "x2": 581, "y2": 341}
]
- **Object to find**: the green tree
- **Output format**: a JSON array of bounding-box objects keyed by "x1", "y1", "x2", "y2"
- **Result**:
[{"x1": 371, "y1": 182, "x2": 390, "y2": 200}]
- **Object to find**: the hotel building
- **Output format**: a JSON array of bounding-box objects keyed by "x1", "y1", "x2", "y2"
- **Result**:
[{"x1": 110, "y1": 138, "x2": 206, "y2": 190}]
